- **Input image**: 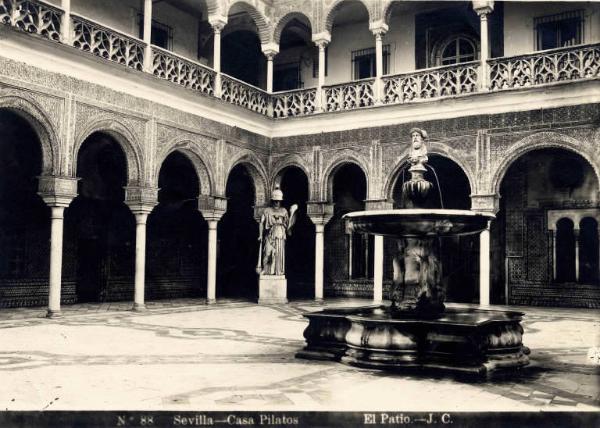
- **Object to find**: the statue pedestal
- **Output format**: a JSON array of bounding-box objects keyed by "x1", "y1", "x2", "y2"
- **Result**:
[{"x1": 258, "y1": 275, "x2": 288, "y2": 304}]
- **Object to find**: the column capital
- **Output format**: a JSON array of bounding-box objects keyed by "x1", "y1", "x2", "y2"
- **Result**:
[
  {"x1": 198, "y1": 194, "x2": 227, "y2": 221},
  {"x1": 312, "y1": 32, "x2": 331, "y2": 47},
  {"x1": 261, "y1": 42, "x2": 279, "y2": 59},
  {"x1": 208, "y1": 14, "x2": 228, "y2": 31},
  {"x1": 471, "y1": 193, "x2": 500, "y2": 215},
  {"x1": 369, "y1": 20, "x2": 389, "y2": 36},
  {"x1": 472, "y1": 0, "x2": 494, "y2": 16},
  {"x1": 364, "y1": 199, "x2": 393, "y2": 211},
  {"x1": 124, "y1": 186, "x2": 158, "y2": 215},
  {"x1": 38, "y1": 175, "x2": 78, "y2": 207},
  {"x1": 307, "y1": 201, "x2": 334, "y2": 226}
]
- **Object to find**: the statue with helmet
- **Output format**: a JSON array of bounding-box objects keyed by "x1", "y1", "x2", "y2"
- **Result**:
[{"x1": 257, "y1": 186, "x2": 298, "y2": 276}]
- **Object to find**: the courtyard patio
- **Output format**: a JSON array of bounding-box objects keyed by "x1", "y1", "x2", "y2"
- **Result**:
[{"x1": 0, "y1": 298, "x2": 598, "y2": 413}]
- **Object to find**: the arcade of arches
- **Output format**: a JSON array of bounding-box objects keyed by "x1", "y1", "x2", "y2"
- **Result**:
[{"x1": 1, "y1": 107, "x2": 599, "y2": 313}]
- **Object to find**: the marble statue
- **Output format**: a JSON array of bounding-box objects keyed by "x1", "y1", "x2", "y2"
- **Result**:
[
  {"x1": 408, "y1": 127, "x2": 428, "y2": 167},
  {"x1": 257, "y1": 187, "x2": 297, "y2": 276}
]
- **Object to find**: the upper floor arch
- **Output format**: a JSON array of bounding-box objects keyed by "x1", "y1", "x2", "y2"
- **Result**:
[
  {"x1": 273, "y1": 11, "x2": 314, "y2": 45},
  {"x1": 225, "y1": 0, "x2": 271, "y2": 45},
  {"x1": 324, "y1": 0, "x2": 374, "y2": 34}
]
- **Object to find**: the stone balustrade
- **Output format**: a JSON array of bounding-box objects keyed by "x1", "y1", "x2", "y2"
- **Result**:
[
  {"x1": 1, "y1": 1, "x2": 599, "y2": 117},
  {"x1": 72, "y1": 14, "x2": 145, "y2": 71},
  {"x1": 324, "y1": 78, "x2": 375, "y2": 112},
  {"x1": 383, "y1": 61, "x2": 479, "y2": 104},
  {"x1": 152, "y1": 46, "x2": 215, "y2": 97},
  {"x1": 489, "y1": 43, "x2": 600, "y2": 91},
  {"x1": 271, "y1": 87, "x2": 317, "y2": 118},
  {"x1": 0, "y1": 0, "x2": 62, "y2": 42},
  {"x1": 220, "y1": 73, "x2": 269, "y2": 116}
]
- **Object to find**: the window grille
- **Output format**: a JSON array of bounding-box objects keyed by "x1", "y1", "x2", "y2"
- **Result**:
[
  {"x1": 138, "y1": 16, "x2": 173, "y2": 51},
  {"x1": 534, "y1": 10, "x2": 584, "y2": 51},
  {"x1": 351, "y1": 45, "x2": 390, "y2": 80}
]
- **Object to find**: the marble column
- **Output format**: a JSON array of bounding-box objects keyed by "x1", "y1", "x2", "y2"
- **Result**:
[
  {"x1": 314, "y1": 224, "x2": 325, "y2": 301},
  {"x1": 38, "y1": 176, "x2": 78, "y2": 318},
  {"x1": 125, "y1": 187, "x2": 158, "y2": 311},
  {"x1": 551, "y1": 229, "x2": 557, "y2": 281},
  {"x1": 132, "y1": 212, "x2": 149, "y2": 310},
  {"x1": 47, "y1": 206, "x2": 66, "y2": 317},
  {"x1": 373, "y1": 235, "x2": 384, "y2": 303},
  {"x1": 60, "y1": 0, "x2": 71, "y2": 44},
  {"x1": 143, "y1": 0, "x2": 153, "y2": 72},
  {"x1": 479, "y1": 223, "x2": 491, "y2": 306},
  {"x1": 209, "y1": 16, "x2": 227, "y2": 98},
  {"x1": 206, "y1": 220, "x2": 219, "y2": 304},
  {"x1": 574, "y1": 229, "x2": 580, "y2": 283},
  {"x1": 369, "y1": 21, "x2": 388, "y2": 104},
  {"x1": 312, "y1": 32, "x2": 331, "y2": 112},
  {"x1": 473, "y1": 1, "x2": 494, "y2": 90},
  {"x1": 199, "y1": 195, "x2": 227, "y2": 304}
]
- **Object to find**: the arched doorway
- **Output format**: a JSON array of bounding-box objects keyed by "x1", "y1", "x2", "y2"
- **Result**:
[
  {"x1": 556, "y1": 218, "x2": 576, "y2": 282},
  {"x1": 579, "y1": 217, "x2": 599, "y2": 284},
  {"x1": 0, "y1": 110, "x2": 50, "y2": 308},
  {"x1": 218, "y1": 164, "x2": 259, "y2": 299},
  {"x1": 65, "y1": 132, "x2": 135, "y2": 303},
  {"x1": 495, "y1": 147, "x2": 599, "y2": 307},
  {"x1": 147, "y1": 152, "x2": 207, "y2": 299},
  {"x1": 274, "y1": 14, "x2": 313, "y2": 91},
  {"x1": 391, "y1": 154, "x2": 474, "y2": 303},
  {"x1": 325, "y1": 163, "x2": 368, "y2": 296},
  {"x1": 277, "y1": 166, "x2": 314, "y2": 298},
  {"x1": 222, "y1": 4, "x2": 266, "y2": 88}
]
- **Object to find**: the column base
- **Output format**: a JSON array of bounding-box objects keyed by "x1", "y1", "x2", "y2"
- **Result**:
[
  {"x1": 132, "y1": 303, "x2": 147, "y2": 312},
  {"x1": 206, "y1": 298, "x2": 217, "y2": 305},
  {"x1": 46, "y1": 309, "x2": 62, "y2": 319},
  {"x1": 258, "y1": 275, "x2": 288, "y2": 304}
]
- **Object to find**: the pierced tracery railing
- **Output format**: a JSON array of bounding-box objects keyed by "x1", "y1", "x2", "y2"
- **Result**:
[
  {"x1": 382, "y1": 62, "x2": 478, "y2": 104},
  {"x1": 220, "y1": 74, "x2": 269, "y2": 116},
  {"x1": 72, "y1": 14, "x2": 145, "y2": 71},
  {"x1": 324, "y1": 78, "x2": 375, "y2": 112},
  {"x1": 271, "y1": 87, "x2": 317, "y2": 118},
  {"x1": 489, "y1": 44, "x2": 600, "y2": 90},
  {"x1": 0, "y1": 0, "x2": 62, "y2": 42},
  {"x1": 152, "y1": 46, "x2": 215, "y2": 97}
]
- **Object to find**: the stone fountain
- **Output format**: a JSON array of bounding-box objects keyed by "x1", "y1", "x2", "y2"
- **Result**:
[{"x1": 296, "y1": 128, "x2": 529, "y2": 377}]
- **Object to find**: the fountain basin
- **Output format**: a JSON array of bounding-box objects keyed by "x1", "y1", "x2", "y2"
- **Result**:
[
  {"x1": 344, "y1": 209, "x2": 495, "y2": 237},
  {"x1": 296, "y1": 305, "x2": 530, "y2": 376}
]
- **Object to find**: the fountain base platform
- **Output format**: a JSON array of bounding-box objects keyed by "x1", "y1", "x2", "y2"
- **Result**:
[{"x1": 296, "y1": 305, "x2": 529, "y2": 377}]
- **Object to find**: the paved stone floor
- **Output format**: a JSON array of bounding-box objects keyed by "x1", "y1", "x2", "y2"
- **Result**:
[{"x1": 0, "y1": 298, "x2": 598, "y2": 412}]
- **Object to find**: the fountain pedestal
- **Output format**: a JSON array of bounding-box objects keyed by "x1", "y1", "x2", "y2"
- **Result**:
[{"x1": 296, "y1": 305, "x2": 529, "y2": 376}]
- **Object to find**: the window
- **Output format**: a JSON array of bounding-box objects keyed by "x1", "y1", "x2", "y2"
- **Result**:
[
  {"x1": 351, "y1": 45, "x2": 390, "y2": 80},
  {"x1": 440, "y1": 36, "x2": 476, "y2": 65},
  {"x1": 138, "y1": 17, "x2": 173, "y2": 51},
  {"x1": 430, "y1": 34, "x2": 478, "y2": 67},
  {"x1": 535, "y1": 10, "x2": 584, "y2": 51},
  {"x1": 312, "y1": 46, "x2": 328, "y2": 78}
]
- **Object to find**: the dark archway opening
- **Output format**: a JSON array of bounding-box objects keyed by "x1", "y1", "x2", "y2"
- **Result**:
[
  {"x1": 391, "y1": 155, "x2": 474, "y2": 303},
  {"x1": 65, "y1": 133, "x2": 134, "y2": 303},
  {"x1": 325, "y1": 163, "x2": 368, "y2": 295},
  {"x1": 147, "y1": 152, "x2": 207, "y2": 299},
  {"x1": 556, "y1": 218, "x2": 576, "y2": 282},
  {"x1": 222, "y1": 30, "x2": 265, "y2": 88},
  {"x1": 495, "y1": 148, "x2": 599, "y2": 307},
  {"x1": 279, "y1": 166, "x2": 314, "y2": 298},
  {"x1": 275, "y1": 16, "x2": 313, "y2": 91},
  {"x1": 579, "y1": 217, "x2": 599, "y2": 284},
  {"x1": 218, "y1": 164, "x2": 259, "y2": 299},
  {"x1": 0, "y1": 110, "x2": 49, "y2": 308}
]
